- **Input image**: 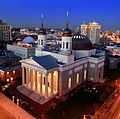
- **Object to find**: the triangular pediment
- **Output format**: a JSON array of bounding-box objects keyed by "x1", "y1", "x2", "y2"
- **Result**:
[
  {"x1": 22, "y1": 58, "x2": 46, "y2": 70},
  {"x1": 22, "y1": 55, "x2": 58, "y2": 71}
]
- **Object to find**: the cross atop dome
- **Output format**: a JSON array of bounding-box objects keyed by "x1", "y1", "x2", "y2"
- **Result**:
[
  {"x1": 66, "y1": 11, "x2": 69, "y2": 28},
  {"x1": 62, "y1": 11, "x2": 71, "y2": 37},
  {"x1": 39, "y1": 13, "x2": 46, "y2": 35},
  {"x1": 41, "y1": 14, "x2": 44, "y2": 29}
]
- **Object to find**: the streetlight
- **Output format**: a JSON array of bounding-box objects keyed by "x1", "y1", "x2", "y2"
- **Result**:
[
  {"x1": 12, "y1": 96, "x2": 15, "y2": 103},
  {"x1": 17, "y1": 99, "x2": 19, "y2": 106}
]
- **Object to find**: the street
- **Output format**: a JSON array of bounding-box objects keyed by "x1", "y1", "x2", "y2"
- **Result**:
[{"x1": 0, "y1": 105, "x2": 15, "y2": 119}]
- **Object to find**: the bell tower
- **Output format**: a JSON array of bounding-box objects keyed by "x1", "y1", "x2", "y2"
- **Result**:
[
  {"x1": 38, "y1": 14, "x2": 47, "y2": 48},
  {"x1": 61, "y1": 11, "x2": 72, "y2": 52}
]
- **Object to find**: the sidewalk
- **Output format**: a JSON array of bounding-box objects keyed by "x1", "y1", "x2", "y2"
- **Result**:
[{"x1": 0, "y1": 93, "x2": 35, "y2": 119}]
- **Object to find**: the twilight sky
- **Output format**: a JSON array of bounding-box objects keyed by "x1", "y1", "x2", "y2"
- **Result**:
[{"x1": 0, "y1": 0, "x2": 120, "y2": 30}]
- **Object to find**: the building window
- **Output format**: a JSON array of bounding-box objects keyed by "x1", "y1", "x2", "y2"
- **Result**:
[
  {"x1": 66, "y1": 42, "x2": 68, "y2": 49},
  {"x1": 7, "y1": 72, "x2": 9, "y2": 75},
  {"x1": 76, "y1": 73, "x2": 79, "y2": 84},
  {"x1": 13, "y1": 70, "x2": 15, "y2": 74},
  {"x1": 84, "y1": 70, "x2": 87, "y2": 80},
  {"x1": 41, "y1": 40, "x2": 43, "y2": 45},
  {"x1": 7, "y1": 79, "x2": 9, "y2": 82},
  {"x1": 90, "y1": 63, "x2": 95, "y2": 68},
  {"x1": 68, "y1": 78, "x2": 72, "y2": 89}
]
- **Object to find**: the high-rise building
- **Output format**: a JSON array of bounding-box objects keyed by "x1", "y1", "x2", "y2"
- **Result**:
[
  {"x1": 81, "y1": 21, "x2": 101, "y2": 44},
  {"x1": 0, "y1": 20, "x2": 11, "y2": 41}
]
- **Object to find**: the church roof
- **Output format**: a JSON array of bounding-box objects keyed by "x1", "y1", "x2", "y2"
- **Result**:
[
  {"x1": 32, "y1": 55, "x2": 58, "y2": 70},
  {"x1": 62, "y1": 28, "x2": 72, "y2": 37},
  {"x1": 72, "y1": 34, "x2": 93, "y2": 50}
]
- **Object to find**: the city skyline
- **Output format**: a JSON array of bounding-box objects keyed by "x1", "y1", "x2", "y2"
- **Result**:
[{"x1": 0, "y1": 0, "x2": 120, "y2": 30}]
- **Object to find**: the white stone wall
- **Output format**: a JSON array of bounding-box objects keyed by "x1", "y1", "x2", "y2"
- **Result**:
[
  {"x1": 61, "y1": 36, "x2": 72, "y2": 51},
  {"x1": 7, "y1": 44, "x2": 35, "y2": 59},
  {"x1": 74, "y1": 49, "x2": 96, "y2": 59},
  {"x1": 38, "y1": 35, "x2": 46, "y2": 47}
]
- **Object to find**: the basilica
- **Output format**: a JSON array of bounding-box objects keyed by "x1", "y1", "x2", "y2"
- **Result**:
[{"x1": 17, "y1": 14, "x2": 105, "y2": 104}]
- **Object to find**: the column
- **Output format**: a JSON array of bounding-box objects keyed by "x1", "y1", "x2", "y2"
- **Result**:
[
  {"x1": 26, "y1": 68, "x2": 29, "y2": 88},
  {"x1": 40, "y1": 73, "x2": 42, "y2": 94},
  {"x1": 50, "y1": 73, "x2": 53, "y2": 94},
  {"x1": 22, "y1": 67, "x2": 25, "y2": 85},
  {"x1": 30, "y1": 69, "x2": 33, "y2": 90},
  {"x1": 45, "y1": 73, "x2": 48, "y2": 97},
  {"x1": 35, "y1": 70, "x2": 37, "y2": 92}
]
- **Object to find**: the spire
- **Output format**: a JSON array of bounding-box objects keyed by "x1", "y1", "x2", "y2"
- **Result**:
[
  {"x1": 66, "y1": 11, "x2": 68, "y2": 28},
  {"x1": 41, "y1": 13, "x2": 43, "y2": 29}
]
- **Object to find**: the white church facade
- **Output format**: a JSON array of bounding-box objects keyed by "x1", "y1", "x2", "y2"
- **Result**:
[{"x1": 17, "y1": 14, "x2": 105, "y2": 104}]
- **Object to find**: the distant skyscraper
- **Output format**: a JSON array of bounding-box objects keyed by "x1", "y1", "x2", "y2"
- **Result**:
[
  {"x1": 0, "y1": 20, "x2": 11, "y2": 41},
  {"x1": 81, "y1": 21, "x2": 101, "y2": 44}
]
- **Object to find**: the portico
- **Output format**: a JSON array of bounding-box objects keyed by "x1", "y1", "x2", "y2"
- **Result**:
[
  {"x1": 18, "y1": 55, "x2": 59, "y2": 104},
  {"x1": 22, "y1": 66, "x2": 58, "y2": 97}
]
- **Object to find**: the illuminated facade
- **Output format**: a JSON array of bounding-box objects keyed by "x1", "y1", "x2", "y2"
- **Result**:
[
  {"x1": 18, "y1": 14, "x2": 105, "y2": 104},
  {"x1": 0, "y1": 50, "x2": 22, "y2": 82},
  {"x1": 81, "y1": 21, "x2": 101, "y2": 44}
]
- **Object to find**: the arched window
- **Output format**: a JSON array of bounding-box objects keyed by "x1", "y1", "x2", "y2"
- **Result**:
[
  {"x1": 68, "y1": 78, "x2": 72, "y2": 89},
  {"x1": 76, "y1": 73, "x2": 79, "y2": 84},
  {"x1": 66, "y1": 42, "x2": 68, "y2": 49},
  {"x1": 41, "y1": 40, "x2": 43, "y2": 45},
  {"x1": 84, "y1": 70, "x2": 87, "y2": 80}
]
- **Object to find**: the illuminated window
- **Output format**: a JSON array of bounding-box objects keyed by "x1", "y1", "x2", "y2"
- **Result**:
[
  {"x1": 7, "y1": 72, "x2": 9, "y2": 75},
  {"x1": 90, "y1": 64, "x2": 95, "y2": 68},
  {"x1": 11, "y1": 77, "x2": 13, "y2": 81},
  {"x1": 76, "y1": 73, "x2": 79, "y2": 84},
  {"x1": 7, "y1": 79, "x2": 9, "y2": 82},
  {"x1": 84, "y1": 70, "x2": 87, "y2": 80},
  {"x1": 68, "y1": 78, "x2": 72, "y2": 89},
  {"x1": 13, "y1": 70, "x2": 15, "y2": 74}
]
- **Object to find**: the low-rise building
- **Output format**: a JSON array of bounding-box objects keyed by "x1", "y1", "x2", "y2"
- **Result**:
[
  {"x1": 7, "y1": 36, "x2": 36, "y2": 59},
  {"x1": 0, "y1": 50, "x2": 22, "y2": 82}
]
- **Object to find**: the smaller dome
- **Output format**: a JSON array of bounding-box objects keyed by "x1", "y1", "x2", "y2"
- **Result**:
[
  {"x1": 22, "y1": 36, "x2": 35, "y2": 43},
  {"x1": 39, "y1": 28, "x2": 46, "y2": 35},
  {"x1": 62, "y1": 28, "x2": 72, "y2": 37}
]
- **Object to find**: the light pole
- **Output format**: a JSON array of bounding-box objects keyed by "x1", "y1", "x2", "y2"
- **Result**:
[
  {"x1": 17, "y1": 99, "x2": 19, "y2": 106},
  {"x1": 12, "y1": 96, "x2": 15, "y2": 103}
]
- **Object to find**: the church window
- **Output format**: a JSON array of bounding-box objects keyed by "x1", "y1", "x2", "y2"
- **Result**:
[
  {"x1": 41, "y1": 40, "x2": 43, "y2": 45},
  {"x1": 66, "y1": 42, "x2": 68, "y2": 49},
  {"x1": 84, "y1": 70, "x2": 87, "y2": 80},
  {"x1": 76, "y1": 73, "x2": 79, "y2": 84},
  {"x1": 68, "y1": 78, "x2": 72, "y2": 89}
]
